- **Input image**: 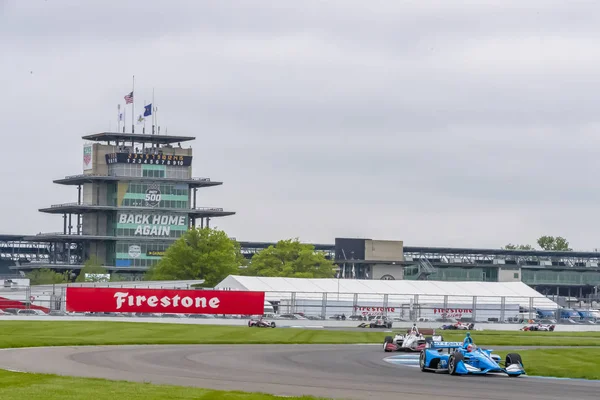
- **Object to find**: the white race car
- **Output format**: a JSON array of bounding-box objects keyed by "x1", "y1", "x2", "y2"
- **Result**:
[{"x1": 383, "y1": 325, "x2": 444, "y2": 352}]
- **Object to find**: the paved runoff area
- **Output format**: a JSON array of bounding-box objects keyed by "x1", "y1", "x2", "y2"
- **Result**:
[{"x1": 0, "y1": 344, "x2": 599, "y2": 400}]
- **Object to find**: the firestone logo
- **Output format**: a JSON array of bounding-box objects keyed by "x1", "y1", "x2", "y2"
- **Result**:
[
  {"x1": 354, "y1": 306, "x2": 396, "y2": 313},
  {"x1": 114, "y1": 292, "x2": 221, "y2": 310},
  {"x1": 433, "y1": 308, "x2": 473, "y2": 314}
]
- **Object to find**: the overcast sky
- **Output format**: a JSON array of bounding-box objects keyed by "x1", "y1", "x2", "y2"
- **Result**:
[{"x1": 2, "y1": 0, "x2": 600, "y2": 250}]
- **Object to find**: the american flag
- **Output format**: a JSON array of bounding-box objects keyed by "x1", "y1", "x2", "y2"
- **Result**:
[{"x1": 124, "y1": 91, "x2": 133, "y2": 104}]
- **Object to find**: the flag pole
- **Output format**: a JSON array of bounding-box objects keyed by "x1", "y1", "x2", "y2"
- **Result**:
[
  {"x1": 143, "y1": 99, "x2": 146, "y2": 134},
  {"x1": 152, "y1": 88, "x2": 155, "y2": 135},
  {"x1": 131, "y1": 75, "x2": 135, "y2": 133}
]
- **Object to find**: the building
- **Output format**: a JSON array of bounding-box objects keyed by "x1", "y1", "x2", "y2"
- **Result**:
[
  {"x1": 215, "y1": 275, "x2": 559, "y2": 321},
  {"x1": 10, "y1": 132, "x2": 234, "y2": 279},
  {"x1": 237, "y1": 238, "x2": 600, "y2": 298}
]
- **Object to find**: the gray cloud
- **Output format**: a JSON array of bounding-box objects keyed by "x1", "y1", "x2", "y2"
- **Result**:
[{"x1": 2, "y1": 0, "x2": 600, "y2": 250}]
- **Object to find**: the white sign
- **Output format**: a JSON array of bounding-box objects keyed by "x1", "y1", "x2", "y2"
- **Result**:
[
  {"x1": 118, "y1": 213, "x2": 187, "y2": 236},
  {"x1": 128, "y1": 245, "x2": 141, "y2": 258}
]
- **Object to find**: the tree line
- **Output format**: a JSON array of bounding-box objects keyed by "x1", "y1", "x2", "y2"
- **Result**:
[
  {"x1": 502, "y1": 235, "x2": 572, "y2": 251},
  {"x1": 26, "y1": 229, "x2": 576, "y2": 286}
]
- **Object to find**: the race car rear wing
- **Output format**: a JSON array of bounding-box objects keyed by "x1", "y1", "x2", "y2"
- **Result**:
[{"x1": 429, "y1": 341, "x2": 463, "y2": 349}]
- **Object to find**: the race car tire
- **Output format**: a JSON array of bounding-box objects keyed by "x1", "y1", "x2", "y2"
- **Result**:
[
  {"x1": 383, "y1": 336, "x2": 393, "y2": 352},
  {"x1": 419, "y1": 350, "x2": 427, "y2": 371},
  {"x1": 505, "y1": 353, "x2": 523, "y2": 368},
  {"x1": 448, "y1": 352, "x2": 463, "y2": 376},
  {"x1": 270, "y1": 322, "x2": 276, "y2": 328}
]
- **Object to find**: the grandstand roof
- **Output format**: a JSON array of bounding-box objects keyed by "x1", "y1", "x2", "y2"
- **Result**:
[
  {"x1": 82, "y1": 132, "x2": 195, "y2": 145},
  {"x1": 53, "y1": 175, "x2": 222, "y2": 188},
  {"x1": 215, "y1": 275, "x2": 558, "y2": 308}
]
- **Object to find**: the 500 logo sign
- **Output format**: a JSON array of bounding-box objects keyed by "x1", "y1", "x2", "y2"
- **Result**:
[{"x1": 145, "y1": 184, "x2": 161, "y2": 207}]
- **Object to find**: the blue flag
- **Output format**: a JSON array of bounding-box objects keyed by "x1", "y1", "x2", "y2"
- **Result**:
[{"x1": 144, "y1": 103, "x2": 152, "y2": 117}]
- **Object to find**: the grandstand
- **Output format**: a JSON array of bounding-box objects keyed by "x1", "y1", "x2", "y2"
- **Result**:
[{"x1": 2, "y1": 235, "x2": 600, "y2": 298}]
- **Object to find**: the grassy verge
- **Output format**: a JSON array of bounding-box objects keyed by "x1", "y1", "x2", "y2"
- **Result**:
[
  {"x1": 0, "y1": 321, "x2": 598, "y2": 399},
  {"x1": 0, "y1": 369, "x2": 325, "y2": 400},
  {"x1": 0, "y1": 321, "x2": 599, "y2": 348},
  {"x1": 496, "y1": 348, "x2": 600, "y2": 380}
]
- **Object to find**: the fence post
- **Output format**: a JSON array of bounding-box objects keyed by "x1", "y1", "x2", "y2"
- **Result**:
[
  {"x1": 353, "y1": 293, "x2": 358, "y2": 317},
  {"x1": 291, "y1": 292, "x2": 296, "y2": 314},
  {"x1": 26, "y1": 286, "x2": 31, "y2": 310},
  {"x1": 472, "y1": 296, "x2": 477, "y2": 322},
  {"x1": 383, "y1": 294, "x2": 389, "y2": 316},
  {"x1": 442, "y1": 295, "x2": 448, "y2": 321},
  {"x1": 321, "y1": 292, "x2": 327, "y2": 319},
  {"x1": 528, "y1": 297, "x2": 534, "y2": 321},
  {"x1": 500, "y1": 296, "x2": 506, "y2": 322}
]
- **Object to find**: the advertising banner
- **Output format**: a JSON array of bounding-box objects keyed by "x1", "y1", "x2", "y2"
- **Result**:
[
  {"x1": 83, "y1": 144, "x2": 93, "y2": 170},
  {"x1": 117, "y1": 213, "x2": 187, "y2": 236},
  {"x1": 65, "y1": 287, "x2": 265, "y2": 314}
]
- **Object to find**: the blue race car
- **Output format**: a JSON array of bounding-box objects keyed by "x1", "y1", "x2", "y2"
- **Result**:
[{"x1": 419, "y1": 332, "x2": 525, "y2": 377}]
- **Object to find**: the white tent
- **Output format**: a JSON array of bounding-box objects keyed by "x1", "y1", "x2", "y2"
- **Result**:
[{"x1": 215, "y1": 275, "x2": 558, "y2": 320}]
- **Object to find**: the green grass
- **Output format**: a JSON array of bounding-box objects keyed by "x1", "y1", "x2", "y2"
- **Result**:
[
  {"x1": 0, "y1": 321, "x2": 599, "y2": 348},
  {"x1": 496, "y1": 348, "x2": 600, "y2": 380},
  {"x1": 0, "y1": 369, "x2": 326, "y2": 400},
  {"x1": 0, "y1": 320, "x2": 598, "y2": 399}
]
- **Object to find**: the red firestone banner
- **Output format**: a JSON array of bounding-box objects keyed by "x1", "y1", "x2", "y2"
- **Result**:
[{"x1": 65, "y1": 287, "x2": 265, "y2": 314}]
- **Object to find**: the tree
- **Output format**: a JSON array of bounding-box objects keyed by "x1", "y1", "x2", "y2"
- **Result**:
[
  {"x1": 537, "y1": 236, "x2": 572, "y2": 251},
  {"x1": 243, "y1": 238, "x2": 335, "y2": 278},
  {"x1": 502, "y1": 244, "x2": 534, "y2": 250},
  {"x1": 26, "y1": 268, "x2": 70, "y2": 285},
  {"x1": 76, "y1": 256, "x2": 110, "y2": 282},
  {"x1": 145, "y1": 227, "x2": 244, "y2": 286},
  {"x1": 502, "y1": 236, "x2": 573, "y2": 251}
]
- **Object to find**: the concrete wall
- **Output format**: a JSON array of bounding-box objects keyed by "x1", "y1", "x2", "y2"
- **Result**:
[
  {"x1": 86, "y1": 241, "x2": 108, "y2": 264},
  {"x1": 371, "y1": 264, "x2": 404, "y2": 280},
  {"x1": 364, "y1": 239, "x2": 403, "y2": 261},
  {"x1": 90, "y1": 143, "x2": 111, "y2": 176},
  {"x1": 499, "y1": 267, "x2": 522, "y2": 282},
  {"x1": 82, "y1": 213, "x2": 108, "y2": 236}
]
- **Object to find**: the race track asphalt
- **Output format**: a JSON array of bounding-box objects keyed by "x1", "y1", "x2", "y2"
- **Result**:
[{"x1": 0, "y1": 344, "x2": 598, "y2": 400}]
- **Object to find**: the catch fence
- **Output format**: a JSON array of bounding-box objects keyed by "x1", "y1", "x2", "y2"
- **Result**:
[{"x1": 0, "y1": 284, "x2": 597, "y2": 324}]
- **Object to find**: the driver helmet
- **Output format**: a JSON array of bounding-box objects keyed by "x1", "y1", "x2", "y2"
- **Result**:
[{"x1": 467, "y1": 344, "x2": 473, "y2": 352}]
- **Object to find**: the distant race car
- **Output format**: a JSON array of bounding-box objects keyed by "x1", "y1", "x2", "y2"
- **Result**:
[
  {"x1": 419, "y1": 332, "x2": 525, "y2": 377},
  {"x1": 248, "y1": 317, "x2": 276, "y2": 328},
  {"x1": 520, "y1": 323, "x2": 555, "y2": 332},
  {"x1": 357, "y1": 316, "x2": 393, "y2": 329},
  {"x1": 439, "y1": 322, "x2": 475, "y2": 330},
  {"x1": 383, "y1": 325, "x2": 444, "y2": 352}
]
